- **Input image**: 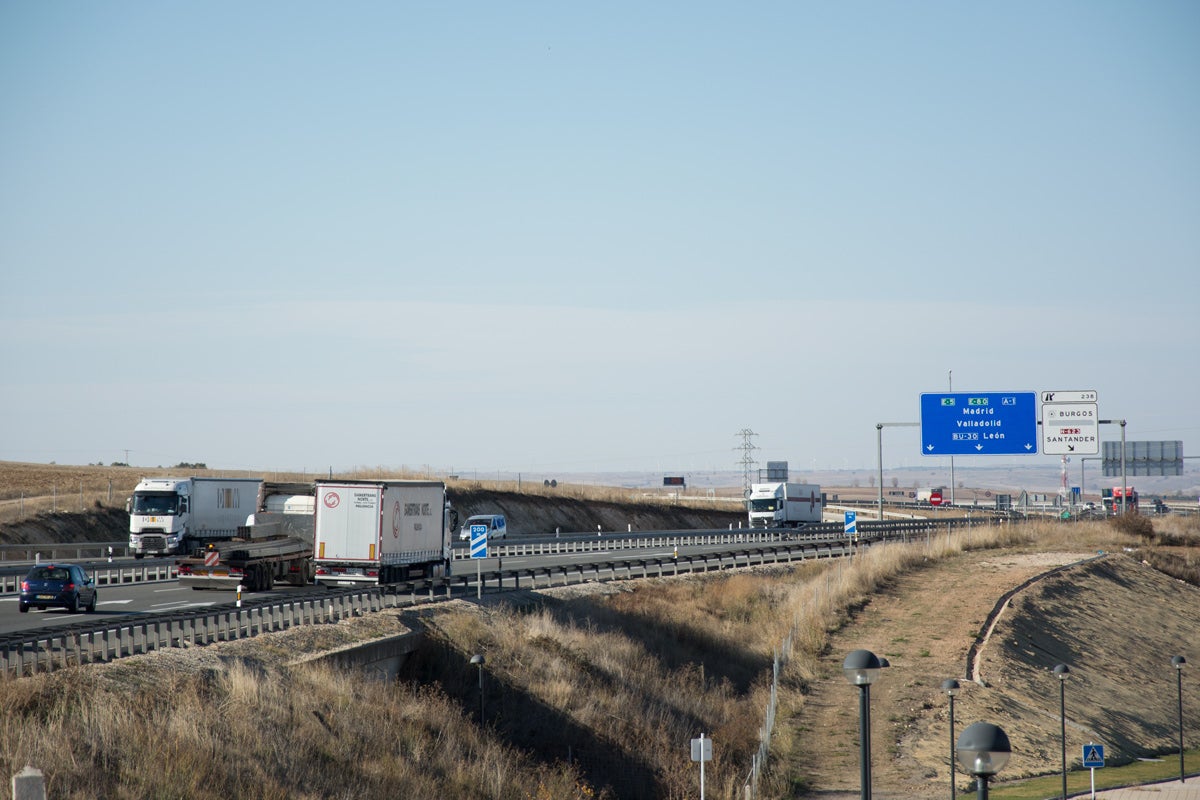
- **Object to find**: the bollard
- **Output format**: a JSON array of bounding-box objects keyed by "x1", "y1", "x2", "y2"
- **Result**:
[
  {"x1": 107, "y1": 545, "x2": 113, "y2": 563},
  {"x1": 12, "y1": 765, "x2": 46, "y2": 800},
  {"x1": 236, "y1": 584, "x2": 244, "y2": 608}
]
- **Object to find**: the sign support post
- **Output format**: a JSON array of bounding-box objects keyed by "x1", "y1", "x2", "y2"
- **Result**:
[
  {"x1": 1082, "y1": 743, "x2": 1105, "y2": 799},
  {"x1": 690, "y1": 732, "x2": 713, "y2": 800}
]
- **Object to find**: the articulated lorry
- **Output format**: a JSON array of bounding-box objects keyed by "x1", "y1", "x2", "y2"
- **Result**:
[
  {"x1": 128, "y1": 477, "x2": 262, "y2": 558},
  {"x1": 176, "y1": 482, "x2": 316, "y2": 591},
  {"x1": 1101, "y1": 486, "x2": 1139, "y2": 515},
  {"x1": 312, "y1": 480, "x2": 457, "y2": 588},
  {"x1": 747, "y1": 482, "x2": 824, "y2": 528}
]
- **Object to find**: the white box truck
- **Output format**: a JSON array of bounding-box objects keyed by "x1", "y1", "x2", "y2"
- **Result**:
[
  {"x1": 747, "y1": 482, "x2": 824, "y2": 528},
  {"x1": 128, "y1": 477, "x2": 263, "y2": 558},
  {"x1": 312, "y1": 480, "x2": 454, "y2": 588}
]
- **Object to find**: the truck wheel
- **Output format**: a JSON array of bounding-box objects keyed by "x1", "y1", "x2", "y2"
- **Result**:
[
  {"x1": 134, "y1": 552, "x2": 145, "y2": 560},
  {"x1": 260, "y1": 565, "x2": 273, "y2": 591}
]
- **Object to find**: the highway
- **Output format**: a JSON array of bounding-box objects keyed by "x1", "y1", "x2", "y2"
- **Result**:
[
  {"x1": 0, "y1": 518, "x2": 973, "y2": 673},
  {"x1": 0, "y1": 530, "x2": 852, "y2": 639}
]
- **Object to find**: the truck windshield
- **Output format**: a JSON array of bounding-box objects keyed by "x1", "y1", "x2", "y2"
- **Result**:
[
  {"x1": 749, "y1": 499, "x2": 779, "y2": 512},
  {"x1": 133, "y1": 493, "x2": 179, "y2": 515}
]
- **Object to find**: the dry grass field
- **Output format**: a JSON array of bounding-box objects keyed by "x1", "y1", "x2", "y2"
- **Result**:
[{"x1": 0, "y1": 461, "x2": 738, "y2": 526}]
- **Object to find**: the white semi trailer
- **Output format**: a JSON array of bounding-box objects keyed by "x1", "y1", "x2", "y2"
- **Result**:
[
  {"x1": 747, "y1": 482, "x2": 824, "y2": 528},
  {"x1": 128, "y1": 477, "x2": 263, "y2": 558},
  {"x1": 312, "y1": 480, "x2": 456, "y2": 588}
]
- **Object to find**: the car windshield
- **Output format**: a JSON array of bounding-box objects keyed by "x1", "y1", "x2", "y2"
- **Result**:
[{"x1": 133, "y1": 493, "x2": 178, "y2": 515}]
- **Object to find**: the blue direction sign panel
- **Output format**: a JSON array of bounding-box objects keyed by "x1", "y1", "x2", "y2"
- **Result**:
[
  {"x1": 1082, "y1": 744, "x2": 1105, "y2": 769},
  {"x1": 921, "y1": 392, "x2": 1039, "y2": 456},
  {"x1": 844, "y1": 511, "x2": 857, "y2": 538},
  {"x1": 469, "y1": 524, "x2": 488, "y2": 559}
]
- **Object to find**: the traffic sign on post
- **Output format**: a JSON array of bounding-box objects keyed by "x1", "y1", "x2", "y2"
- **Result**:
[
  {"x1": 1040, "y1": 390, "x2": 1099, "y2": 455},
  {"x1": 844, "y1": 511, "x2": 857, "y2": 541},
  {"x1": 469, "y1": 524, "x2": 488, "y2": 559},
  {"x1": 929, "y1": 492, "x2": 943, "y2": 507},
  {"x1": 921, "y1": 392, "x2": 1038, "y2": 456},
  {"x1": 1082, "y1": 743, "x2": 1105, "y2": 769}
]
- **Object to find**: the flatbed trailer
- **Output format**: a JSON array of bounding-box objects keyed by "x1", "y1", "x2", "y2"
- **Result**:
[
  {"x1": 176, "y1": 481, "x2": 317, "y2": 591},
  {"x1": 177, "y1": 536, "x2": 314, "y2": 591}
]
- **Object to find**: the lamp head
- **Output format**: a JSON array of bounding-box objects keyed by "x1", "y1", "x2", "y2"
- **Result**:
[
  {"x1": 942, "y1": 678, "x2": 961, "y2": 697},
  {"x1": 470, "y1": 654, "x2": 485, "y2": 666},
  {"x1": 956, "y1": 721, "x2": 1011, "y2": 777},
  {"x1": 1173, "y1": 655, "x2": 1186, "y2": 670},
  {"x1": 1053, "y1": 663, "x2": 1070, "y2": 681},
  {"x1": 843, "y1": 649, "x2": 882, "y2": 686}
]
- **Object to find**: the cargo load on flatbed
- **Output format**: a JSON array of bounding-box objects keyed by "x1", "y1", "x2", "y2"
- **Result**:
[{"x1": 176, "y1": 482, "x2": 316, "y2": 591}]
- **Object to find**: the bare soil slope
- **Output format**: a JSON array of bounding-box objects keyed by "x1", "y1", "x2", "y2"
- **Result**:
[{"x1": 788, "y1": 548, "x2": 1199, "y2": 798}]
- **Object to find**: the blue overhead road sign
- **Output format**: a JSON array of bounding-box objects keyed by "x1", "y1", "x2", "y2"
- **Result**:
[{"x1": 921, "y1": 392, "x2": 1038, "y2": 456}]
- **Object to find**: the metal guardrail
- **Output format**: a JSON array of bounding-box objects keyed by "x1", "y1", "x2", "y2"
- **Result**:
[
  {"x1": 0, "y1": 562, "x2": 176, "y2": 594},
  {"x1": 0, "y1": 541, "x2": 128, "y2": 562}
]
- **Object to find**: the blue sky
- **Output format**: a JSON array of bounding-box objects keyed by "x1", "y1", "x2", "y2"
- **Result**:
[{"x1": 2, "y1": 2, "x2": 1197, "y2": 477}]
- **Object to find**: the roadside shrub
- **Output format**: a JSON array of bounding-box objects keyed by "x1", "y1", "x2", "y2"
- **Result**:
[
  {"x1": 1136, "y1": 548, "x2": 1200, "y2": 587},
  {"x1": 1110, "y1": 512, "x2": 1154, "y2": 541}
]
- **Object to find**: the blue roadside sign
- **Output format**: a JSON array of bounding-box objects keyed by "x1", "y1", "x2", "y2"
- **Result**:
[
  {"x1": 844, "y1": 511, "x2": 857, "y2": 539},
  {"x1": 1082, "y1": 744, "x2": 1105, "y2": 769},
  {"x1": 469, "y1": 524, "x2": 488, "y2": 559},
  {"x1": 920, "y1": 392, "x2": 1039, "y2": 456}
]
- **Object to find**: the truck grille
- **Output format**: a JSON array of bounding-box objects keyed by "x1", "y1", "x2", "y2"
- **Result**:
[{"x1": 142, "y1": 534, "x2": 167, "y2": 551}]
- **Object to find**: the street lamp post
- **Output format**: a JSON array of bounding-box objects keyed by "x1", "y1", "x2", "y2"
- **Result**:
[
  {"x1": 943, "y1": 679, "x2": 961, "y2": 800},
  {"x1": 1174, "y1": 655, "x2": 1187, "y2": 783},
  {"x1": 844, "y1": 649, "x2": 883, "y2": 800},
  {"x1": 1054, "y1": 664, "x2": 1070, "y2": 799},
  {"x1": 957, "y1": 721, "x2": 1012, "y2": 800},
  {"x1": 470, "y1": 653, "x2": 486, "y2": 725}
]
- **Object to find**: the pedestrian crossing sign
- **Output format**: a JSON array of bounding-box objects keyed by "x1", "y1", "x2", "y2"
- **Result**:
[{"x1": 1082, "y1": 744, "x2": 1104, "y2": 768}]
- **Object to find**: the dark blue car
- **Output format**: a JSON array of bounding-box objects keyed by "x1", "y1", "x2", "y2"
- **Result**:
[{"x1": 18, "y1": 563, "x2": 98, "y2": 614}]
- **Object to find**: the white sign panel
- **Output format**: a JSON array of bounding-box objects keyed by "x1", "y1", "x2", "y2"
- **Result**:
[
  {"x1": 1040, "y1": 390, "x2": 1100, "y2": 455},
  {"x1": 1041, "y1": 390, "x2": 1097, "y2": 404}
]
